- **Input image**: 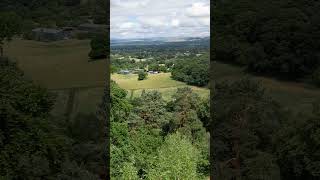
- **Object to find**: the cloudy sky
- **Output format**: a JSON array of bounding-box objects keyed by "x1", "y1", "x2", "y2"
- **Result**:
[{"x1": 111, "y1": 0, "x2": 210, "y2": 39}]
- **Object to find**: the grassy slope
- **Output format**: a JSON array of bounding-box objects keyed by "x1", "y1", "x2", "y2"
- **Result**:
[
  {"x1": 112, "y1": 73, "x2": 209, "y2": 101},
  {"x1": 213, "y1": 61, "x2": 320, "y2": 113},
  {"x1": 4, "y1": 39, "x2": 106, "y2": 89},
  {"x1": 4, "y1": 39, "x2": 106, "y2": 118}
]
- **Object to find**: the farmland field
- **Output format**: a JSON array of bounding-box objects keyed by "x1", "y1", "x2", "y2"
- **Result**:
[
  {"x1": 213, "y1": 61, "x2": 320, "y2": 113},
  {"x1": 4, "y1": 39, "x2": 106, "y2": 89},
  {"x1": 4, "y1": 39, "x2": 106, "y2": 118},
  {"x1": 111, "y1": 73, "x2": 209, "y2": 101}
]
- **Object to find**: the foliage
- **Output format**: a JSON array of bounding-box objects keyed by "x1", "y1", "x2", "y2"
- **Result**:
[
  {"x1": 121, "y1": 162, "x2": 139, "y2": 180},
  {"x1": 110, "y1": 83, "x2": 209, "y2": 179},
  {"x1": 138, "y1": 71, "x2": 148, "y2": 81},
  {"x1": 0, "y1": 57, "x2": 103, "y2": 179},
  {"x1": 89, "y1": 33, "x2": 108, "y2": 60},
  {"x1": 148, "y1": 132, "x2": 200, "y2": 179},
  {"x1": 0, "y1": 0, "x2": 93, "y2": 28},
  {"x1": 0, "y1": 12, "x2": 22, "y2": 56},
  {"x1": 312, "y1": 67, "x2": 320, "y2": 86},
  {"x1": 273, "y1": 103, "x2": 320, "y2": 179},
  {"x1": 93, "y1": 0, "x2": 108, "y2": 24},
  {"x1": 213, "y1": 0, "x2": 320, "y2": 81},
  {"x1": 212, "y1": 78, "x2": 282, "y2": 179},
  {"x1": 171, "y1": 53, "x2": 209, "y2": 86}
]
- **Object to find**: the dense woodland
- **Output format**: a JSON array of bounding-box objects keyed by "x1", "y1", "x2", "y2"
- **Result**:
[
  {"x1": 0, "y1": 57, "x2": 106, "y2": 179},
  {"x1": 1, "y1": 0, "x2": 320, "y2": 179},
  {"x1": 109, "y1": 81, "x2": 210, "y2": 179},
  {"x1": 0, "y1": 1, "x2": 108, "y2": 179},
  {"x1": 111, "y1": 40, "x2": 210, "y2": 86},
  {"x1": 0, "y1": 0, "x2": 107, "y2": 27},
  {"x1": 212, "y1": 0, "x2": 320, "y2": 179},
  {"x1": 213, "y1": 0, "x2": 320, "y2": 83},
  {"x1": 110, "y1": 40, "x2": 210, "y2": 178}
]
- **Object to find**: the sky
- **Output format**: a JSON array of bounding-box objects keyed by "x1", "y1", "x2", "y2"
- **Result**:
[{"x1": 111, "y1": 0, "x2": 210, "y2": 39}]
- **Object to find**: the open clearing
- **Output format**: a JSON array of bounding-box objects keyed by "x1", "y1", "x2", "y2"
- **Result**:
[
  {"x1": 4, "y1": 39, "x2": 106, "y2": 89},
  {"x1": 111, "y1": 73, "x2": 209, "y2": 101},
  {"x1": 4, "y1": 39, "x2": 106, "y2": 118},
  {"x1": 213, "y1": 61, "x2": 320, "y2": 113}
]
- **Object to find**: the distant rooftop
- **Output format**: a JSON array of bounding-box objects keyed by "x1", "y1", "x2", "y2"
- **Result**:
[
  {"x1": 78, "y1": 23, "x2": 108, "y2": 28},
  {"x1": 32, "y1": 28, "x2": 63, "y2": 33}
]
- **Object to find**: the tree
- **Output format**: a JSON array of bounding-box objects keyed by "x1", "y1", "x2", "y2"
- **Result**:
[
  {"x1": 273, "y1": 102, "x2": 320, "y2": 179},
  {"x1": 0, "y1": 57, "x2": 64, "y2": 179},
  {"x1": 212, "y1": 78, "x2": 282, "y2": 179},
  {"x1": 0, "y1": 12, "x2": 21, "y2": 57},
  {"x1": 138, "y1": 71, "x2": 147, "y2": 81},
  {"x1": 148, "y1": 132, "x2": 200, "y2": 179},
  {"x1": 121, "y1": 162, "x2": 139, "y2": 180},
  {"x1": 212, "y1": 0, "x2": 320, "y2": 80},
  {"x1": 89, "y1": 33, "x2": 108, "y2": 60},
  {"x1": 171, "y1": 53, "x2": 209, "y2": 86},
  {"x1": 93, "y1": 0, "x2": 108, "y2": 24}
]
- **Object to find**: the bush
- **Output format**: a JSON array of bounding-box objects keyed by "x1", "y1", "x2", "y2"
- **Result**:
[
  {"x1": 312, "y1": 67, "x2": 320, "y2": 86},
  {"x1": 147, "y1": 133, "x2": 200, "y2": 179},
  {"x1": 88, "y1": 33, "x2": 108, "y2": 60},
  {"x1": 138, "y1": 71, "x2": 148, "y2": 81}
]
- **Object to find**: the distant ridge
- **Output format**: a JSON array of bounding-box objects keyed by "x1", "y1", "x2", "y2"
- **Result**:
[{"x1": 111, "y1": 36, "x2": 209, "y2": 46}]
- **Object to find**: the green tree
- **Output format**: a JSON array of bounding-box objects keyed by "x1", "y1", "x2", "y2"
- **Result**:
[
  {"x1": 121, "y1": 162, "x2": 139, "y2": 180},
  {"x1": 148, "y1": 132, "x2": 200, "y2": 179},
  {"x1": 171, "y1": 54, "x2": 209, "y2": 86},
  {"x1": 138, "y1": 71, "x2": 148, "y2": 81},
  {"x1": 213, "y1": 0, "x2": 320, "y2": 80},
  {"x1": 212, "y1": 79, "x2": 282, "y2": 179},
  {"x1": 93, "y1": 0, "x2": 108, "y2": 24},
  {"x1": 89, "y1": 33, "x2": 108, "y2": 60},
  {"x1": 273, "y1": 102, "x2": 320, "y2": 179},
  {"x1": 0, "y1": 57, "x2": 66, "y2": 179},
  {"x1": 0, "y1": 12, "x2": 21, "y2": 57}
]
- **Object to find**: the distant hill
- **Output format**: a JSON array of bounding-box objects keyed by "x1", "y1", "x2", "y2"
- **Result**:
[{"x1": 111, "y1": 36, "x2": 210, "y2": 48}]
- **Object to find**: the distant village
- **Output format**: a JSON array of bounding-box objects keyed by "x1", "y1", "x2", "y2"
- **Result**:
[{"x1": 30, "y1": 23, "x2": 108, "y2": 42}]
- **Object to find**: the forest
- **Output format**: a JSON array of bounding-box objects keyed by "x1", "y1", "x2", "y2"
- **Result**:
[
  {"x1": 0, "y1": 57, "x2": 106, "y2": 179},
  {"x1": 110, "y1": 39, "x2": 210, "y2": 178},
  {"x1": 212, "y1": 0, "x2": 320, "y2": 179},
  {"x1": 1, "y1": 0, "x2": 320, "y2": 179},
  {"x1": 110, "y1": 81, "x2": 210, "y2": 179},
  {"x1": 213, "y1": 0, "x2": 320, "y2": 83},
  {"x1": 0, "y1": 0, "x2": 108, "y2": 179}
]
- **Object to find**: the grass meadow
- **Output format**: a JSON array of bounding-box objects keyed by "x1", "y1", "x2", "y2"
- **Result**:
[
  {"x1": 213, "y1": 61, "x2": 320, "y2": 113},
  {"x1": 4, "y1": 39, "x2": 106, "y2": 119},
  {"x1": 111, "y1": 73, "x2": 209, "y2": 101}
]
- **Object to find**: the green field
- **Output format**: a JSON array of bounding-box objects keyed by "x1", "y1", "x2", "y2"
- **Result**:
[
  {"x1": 4, "y1": 39, "x2": 106, "y2": 118},
  {"x1": 111, "y1": 73, "x2": 209, "y2": 101},
  {"x1": 213, "y1": 61, "x2": 320, "y2": 113}
]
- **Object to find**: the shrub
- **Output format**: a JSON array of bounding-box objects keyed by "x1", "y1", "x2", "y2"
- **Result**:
[
  {"x1": 138, "y1": 71, "x2": 148, "y2": 81},
  {"x1": 88, "y1": 33, "x2": 108, "y2": 60}
]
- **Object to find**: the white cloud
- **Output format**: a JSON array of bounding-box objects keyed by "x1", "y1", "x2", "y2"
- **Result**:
[
  {"x1": 186, "y1": 2, "x2": 210, "y2": 17},
  {"x1": 171, "y1": 19, "x2": 180, "y2": 27},
  {"x1": 111, "y1": 0, "x2": 210, "y2": 39}
]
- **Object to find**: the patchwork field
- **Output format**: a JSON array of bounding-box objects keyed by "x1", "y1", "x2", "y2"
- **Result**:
[
  {"x1": 213, "y1": 61, "x2": 320, "y2": 113},
  {"x1": 111, "y1": 73, "x2": 209, "y2": 101},
  {"x1": 4, "y1": 39, "x2": 106, "y2": 119}
]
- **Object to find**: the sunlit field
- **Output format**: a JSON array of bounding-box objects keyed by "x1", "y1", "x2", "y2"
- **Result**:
[
  {"x1": 213, "y1": 61, "x2": 320, "y2": 113},
  {"x1": 4, "y1": 39, "x2": 106, "y2": 118},
  {"x1": 112, "y1": 72, "x2": 209, "y2": 101}
]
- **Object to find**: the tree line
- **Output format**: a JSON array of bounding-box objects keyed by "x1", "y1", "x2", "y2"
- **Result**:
[
  {"x1": 0, "y1": 57, "x2": 106, "y2": 179},
  {"x1": 213, "y1": 0, "x2": 320, "y2": 84},
  {"x1": 171, "y1": 52, "x2": 209, "y2": 87},
  {"x1": 110, "y1": 81, "x2": 210, "y2": 179},
  {"x1": 211, "y1": 78, "x2": 320, "y2": 179}
]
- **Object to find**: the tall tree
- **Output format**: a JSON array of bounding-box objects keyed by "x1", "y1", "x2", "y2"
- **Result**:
[
  {"x1": 212, "y1": 79, "x2": 282, "y2": 179},
  {"x1": 0, "y1": 12, "x2": 21, "y2": 57},
  {"x1": 93, "y1": 0, "x2": 108, "y2": 24}
]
